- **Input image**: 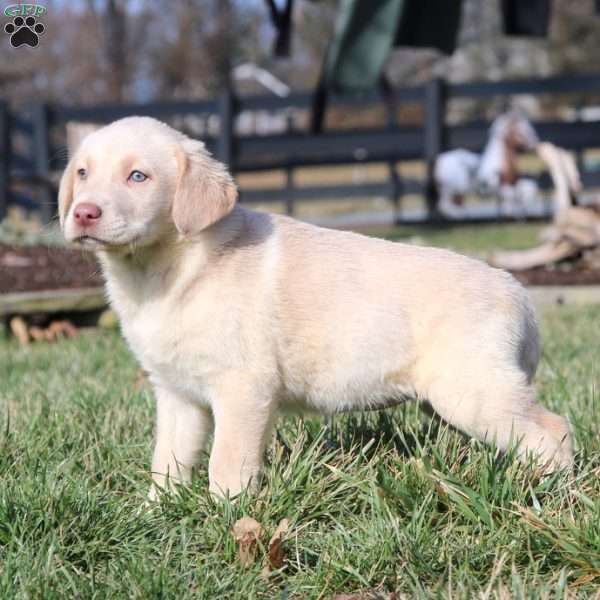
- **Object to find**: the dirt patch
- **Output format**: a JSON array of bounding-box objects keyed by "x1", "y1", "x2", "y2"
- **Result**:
[
  {"x1": 511, "y1": 265, "x2": 600, "y2": 286},
  {"x1": 0, "y1": 243, "x2": 103, "y2": 294}
]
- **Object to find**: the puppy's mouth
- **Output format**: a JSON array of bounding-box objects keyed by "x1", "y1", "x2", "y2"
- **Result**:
[
  {"x1": 74, "y1": 234, "x2": 142, "y2": 254},
  {"x1": 75, "y1": 235, "x2": 112, "y2": 246}
]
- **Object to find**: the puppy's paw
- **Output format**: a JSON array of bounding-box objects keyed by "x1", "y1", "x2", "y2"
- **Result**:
[{"x1": 209, "y1": 468, "x2": 261, "y2": 500}]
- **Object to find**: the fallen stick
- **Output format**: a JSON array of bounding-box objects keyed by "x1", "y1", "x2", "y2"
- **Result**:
[
  {"x1": 490, "y1": 239, "x2": 577, "y2": 271},
  {"x1": 535, "y1": 142, "x2": 581, "y2": 217}
]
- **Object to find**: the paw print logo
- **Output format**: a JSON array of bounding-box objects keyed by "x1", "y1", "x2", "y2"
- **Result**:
[{"x1": 4, "y1": 15, "x2": 45, "y2": 48}]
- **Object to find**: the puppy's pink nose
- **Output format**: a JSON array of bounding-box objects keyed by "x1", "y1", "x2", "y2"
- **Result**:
[{"x1": 74, "y1": 202, "x2": 102, "y2": 227}]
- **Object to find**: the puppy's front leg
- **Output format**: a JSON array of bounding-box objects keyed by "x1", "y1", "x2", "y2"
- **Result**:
[
  {"x1": 208, "y1": 375, "x2": 276, "y2": 498},
  {"x1": 149, "y1": 386, "x2": 213, "y2": 500}
]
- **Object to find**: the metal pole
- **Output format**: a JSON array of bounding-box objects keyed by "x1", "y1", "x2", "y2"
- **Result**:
[
  {"x1": 217, "y1": 88, "x2": 235, "y2": 168},
  {"x1": 285, "y1": 112, "x2": 294, "y2": 216},
  {"x1": 424, "y1": 77, "x2": 446, "y2": 221}
]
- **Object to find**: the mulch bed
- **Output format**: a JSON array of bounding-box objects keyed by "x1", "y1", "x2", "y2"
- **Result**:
[
  {"x1": 1, "y1": 243, "x2": 600, "y2": 296},
  {"x1": 0, "y1": 243, "x2": 103, "y2": 294},
  {"x1": 511, "y1": 266, "x2": 600, "y2": 286}
]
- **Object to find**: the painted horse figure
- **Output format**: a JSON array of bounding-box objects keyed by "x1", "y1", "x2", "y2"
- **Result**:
[{"x1": 435, "y1": 111, "x2": 540, "y2": 217}]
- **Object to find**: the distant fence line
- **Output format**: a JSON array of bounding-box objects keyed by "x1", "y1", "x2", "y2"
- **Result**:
[{"x1": 2, "y1": 72, "x2": 600, "y2": 223}]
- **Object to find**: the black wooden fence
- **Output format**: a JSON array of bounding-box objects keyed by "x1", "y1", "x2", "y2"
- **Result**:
[{"x1": 2, "y1": 72, "x2": 600, "y2": 224}]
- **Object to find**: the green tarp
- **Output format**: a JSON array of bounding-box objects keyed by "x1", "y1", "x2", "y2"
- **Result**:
[
  {"x1": 322, "y1": 0, "x2": 406, "y2": 94},
  {"x1": 322, "y1": 0, "x2": 463, "y2": 95}
]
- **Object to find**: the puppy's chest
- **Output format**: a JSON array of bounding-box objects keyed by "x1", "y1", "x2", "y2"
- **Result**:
[{"x1": 119, "y1": 298, "x2": 225, "y2": 393}]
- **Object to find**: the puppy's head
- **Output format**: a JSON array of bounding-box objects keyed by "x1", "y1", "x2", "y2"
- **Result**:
[{"x1": 59, "y1": 116, "x2": 237, "y2": 251}]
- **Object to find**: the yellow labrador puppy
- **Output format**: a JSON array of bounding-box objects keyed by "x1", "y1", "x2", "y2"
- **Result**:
[{"x1": 59, "y1": 117, "x2": 573, "y2": 498}]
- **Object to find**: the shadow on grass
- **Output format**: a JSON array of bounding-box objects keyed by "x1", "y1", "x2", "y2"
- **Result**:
[{"x1": 310, "y1": 403, "x2": 468, "y2": 464}]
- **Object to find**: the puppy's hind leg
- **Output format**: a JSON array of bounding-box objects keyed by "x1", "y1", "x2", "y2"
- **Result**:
[
  {"x1": 425, "y1": 369, "x2": 573, "y2": 470},
  {"x1": 525, "y1": 402, "x2": 573, "y2": 468}
]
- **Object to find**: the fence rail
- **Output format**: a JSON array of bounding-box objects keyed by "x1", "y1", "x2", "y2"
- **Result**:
[{"x1": 2, "y1": 72, "x2": 600, "y2": 224}]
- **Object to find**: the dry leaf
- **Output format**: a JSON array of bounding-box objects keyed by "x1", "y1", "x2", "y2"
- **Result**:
[
  {"x1": 48, "y1": 320, "x2": 77, "y2": 339},
  {"x1": 267, "y1": 518, "x2": 289, "y2": 570},
  {"x1": 61, "y1": 321, "x2": 78, "y2": 338},
  {"x1": 47, "y1": 321, "x2": 64, "y2": 338},
  {"x1": 232, "y1": 517, "x2": 263, "y2": 566},
  {"x1": 134, "y1": 369, "x2": 151, "y2": 391},
  {"x1": 29, "y1": 326, "x2": 46, "y2": 342},
  {"x1": 9, "y1": 316, "x2": 30, "y2": 345},
  {"x1": 36, "y1": 320, "x2": 79, "y2": 343},
  {"x1": 14, "y1": 319, "x2": 79, "y2": 345},
  {"x1": 572, "y1": 572, "x2": 599, "y2": 587}
]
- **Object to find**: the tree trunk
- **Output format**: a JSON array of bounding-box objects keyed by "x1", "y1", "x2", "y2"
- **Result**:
[{"x1": 104, "y1": 0, "x2": 127, "y2": 101}]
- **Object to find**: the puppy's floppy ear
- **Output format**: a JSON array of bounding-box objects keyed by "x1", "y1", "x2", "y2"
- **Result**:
[
  {"x1": 58, "y1": 160, "x2": 75, "y2": 228},
  {"x1": 172, "y1": 138, "x2": 238, "y2": 235}
]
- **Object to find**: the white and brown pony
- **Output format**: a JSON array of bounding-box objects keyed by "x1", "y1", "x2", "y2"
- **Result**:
[{"x1": 435, "y1": 111, "x2": 540, "y2": 217}]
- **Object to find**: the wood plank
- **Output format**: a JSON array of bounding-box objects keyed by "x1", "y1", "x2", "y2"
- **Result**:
[
  {"x1": 0, "y1": 287, "x2": 106, "y2": 316},
  {"x1": 449, "y1": 73, "x2": 600, "y2": 99}
]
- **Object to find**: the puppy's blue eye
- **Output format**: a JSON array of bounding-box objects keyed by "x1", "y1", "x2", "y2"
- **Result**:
[
  {"x1": 77, "y1": 168, "x2": 87, "y2": 179},
  {"x1": 129, "y1": 170, "x2": 148, "y2": 183}
]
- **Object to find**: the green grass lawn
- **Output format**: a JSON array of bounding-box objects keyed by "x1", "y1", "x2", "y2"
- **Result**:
[
  {"x1": 0, "y1": 303, "x2": 599, "y2": 599},
  {"x1": 358, "y1": 222, "x2": 545, "y2": 255}
]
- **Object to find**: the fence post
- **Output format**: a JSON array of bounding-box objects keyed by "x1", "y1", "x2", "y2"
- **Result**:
[
  {"x1": 574, "y1": 96, "x2": 584, "y2": 205},
  {"x1": 284, "y1": 167, "x2": 294, "y2": 216},
  {"x1": 389, "y1": 163, "x2": 404, "y2": 224},
  {"x1": 424, "y1": 77, "x2": 447, "y2": 221},
  {"x1": 285, "y1": 111, "x2": 295, "y2": 216},
  {"x1": 380, "y1": 75, "x2": 404, "y2": 222},
  {"x1": 32, "y1": 102, "x2": 55, "y2": 223},
  {"x1": 0, "y1": 102, "x2": 10, "y2": 222},
  {"x1": 218, "y1": 88, "x2": 235, "y2": 168}
]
